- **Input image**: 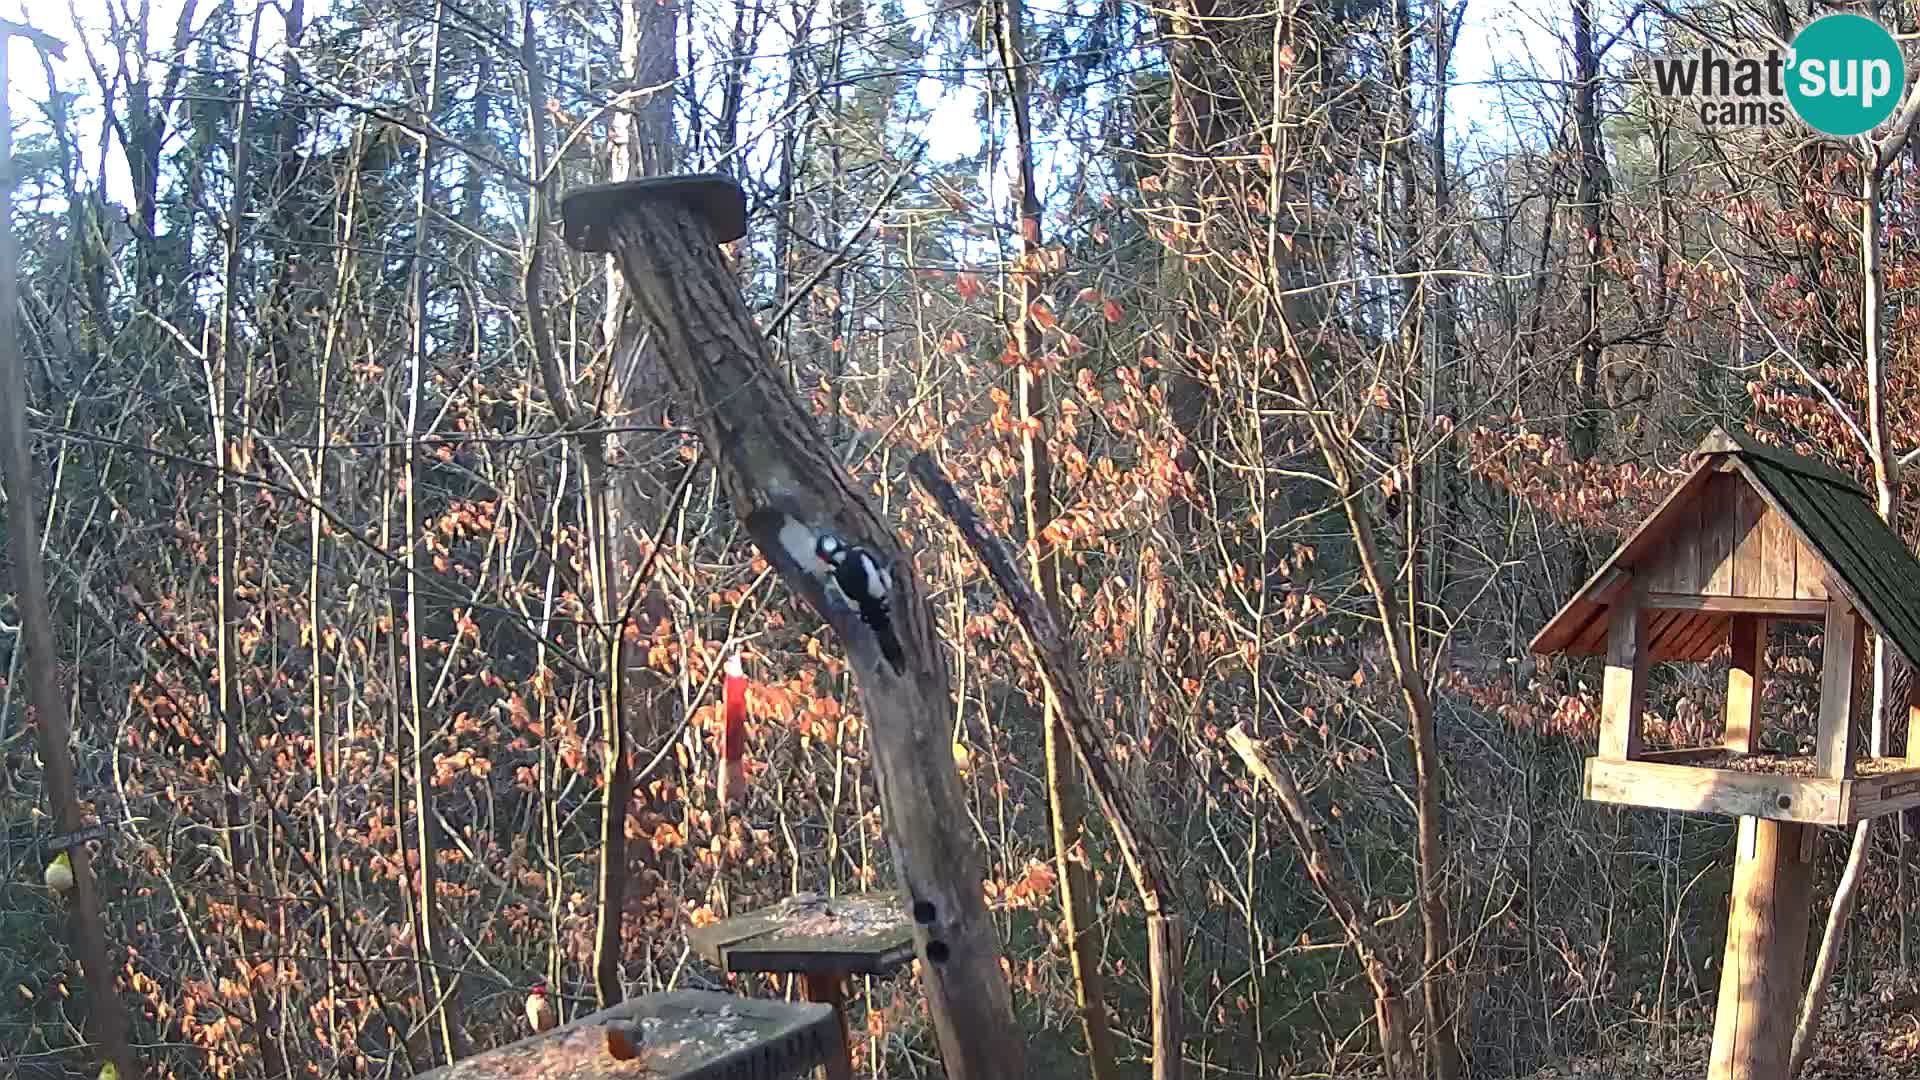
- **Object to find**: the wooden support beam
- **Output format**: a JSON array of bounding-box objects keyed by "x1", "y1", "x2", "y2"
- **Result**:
[
  {"x1": 1818, "y1": 597, "x2": 1863, "y2": 779},
  {"x1": 1709, "y1": 817, "x2": 1814, "y2": 1080},
  {"x1": 800, "y1": 974, "x2": 854, "y2": 1080},
  {"x1": 1909, "y1": 676, "x2": 1920, "y2": 767},
  {"x1": 1600, "y1": 583, "x2": 1650, "y2": 760},
  {"x1": 1583, "y1": 757, "x2": 1844, "y2": 824},
  {"x1": 1725, "y1": 616, "x2": 1767, "y2": 753},
  {"x1": 1646, "y1": 594, "x2": 1827, "y2": 618},
  {"x1": 1592, "y1": 567, "x2": 1631, "y2": 605},
  {"x1": 1849, "y1": 766, "x2": 1920, "y2": 821}
]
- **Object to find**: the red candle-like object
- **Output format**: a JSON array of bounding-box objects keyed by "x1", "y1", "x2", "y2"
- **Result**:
[{"x1": 718, "y1": 654, "x2": 748, "y2": 809}]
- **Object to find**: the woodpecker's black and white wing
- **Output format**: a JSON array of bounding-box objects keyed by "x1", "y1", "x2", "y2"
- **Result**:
[{"x1": 815, "y1": 534, "x2": 905, "y2": 672}]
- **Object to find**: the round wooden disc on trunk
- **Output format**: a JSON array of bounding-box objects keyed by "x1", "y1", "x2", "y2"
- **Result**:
[{"x1": 560, "y1": 174, "x2": 749, "y2": 251}]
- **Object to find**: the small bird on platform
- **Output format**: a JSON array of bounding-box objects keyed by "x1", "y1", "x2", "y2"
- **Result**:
[
  {"x1": 525, "y1": 983, "x2": 556, "y2": 1034},
  {"x1": 604, "y1": 1018, "x2": 645, "y2": 1060},
  {"x1": 44, "y1": 853, "x2": 74, "y2": 895}
]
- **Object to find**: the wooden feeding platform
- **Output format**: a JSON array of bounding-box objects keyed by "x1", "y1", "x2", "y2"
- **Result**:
[
  {"x1": 1533, "y1": 428, "x2": 1920, "y2": 1080},
  {"x1": 687, "y1": 892, "x2": 915, "y2": 1080},
  {"x1": 1584, "y1": 748, "x2": 1920, "y2": 825},
  {"x1": 415, "y1": 990, "x2": 839, "y2": 1080}
]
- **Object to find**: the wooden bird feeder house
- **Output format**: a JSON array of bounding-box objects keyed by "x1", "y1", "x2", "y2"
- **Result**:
[{"x1": 1532, "y1": 427, "x2": 1920, "y2": 1080}]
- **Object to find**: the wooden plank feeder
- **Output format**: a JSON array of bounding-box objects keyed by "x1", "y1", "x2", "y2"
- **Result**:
[
  {"x1": 412, "y1": 990, "x2": 841, "y2": 1080},
  {"x1": 1532, "y1": 427, "x2": 1920, "y2": 1080},
  {"x1": 688, "y1": 892, "x2": 916, "y2": 1080}
]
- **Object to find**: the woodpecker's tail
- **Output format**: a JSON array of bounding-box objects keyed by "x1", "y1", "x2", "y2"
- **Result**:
[{"x1": 876, "y1": 624, "x2": 905, "y2": 673}]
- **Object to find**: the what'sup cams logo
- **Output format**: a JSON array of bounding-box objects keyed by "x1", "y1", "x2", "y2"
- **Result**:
[{"x1": 1650, "y1": 14, "x2": 1906, "y2": 136}]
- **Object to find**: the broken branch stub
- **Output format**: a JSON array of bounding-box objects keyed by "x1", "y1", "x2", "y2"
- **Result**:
[
  {"x1": 558, "y1": 175, "x2": 1029, "y2": 1080},
  {"x1": 907, "y1": 450, "x2": 1186, "y2": 1080}
]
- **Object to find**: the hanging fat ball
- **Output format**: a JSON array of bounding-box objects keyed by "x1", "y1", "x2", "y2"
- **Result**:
[
  {"x1": 604, "y1": 1017, "x2": 645, "y2": 1060},
  {"x1": 525, "y1": 983, "x2": 556, "y2": 1034},
  {"x1": 717, "y1": 654, "x2": 748, "y2": 809},
  {"x1": 44, "y1": 853, "x2": 74, "y2": 894}
]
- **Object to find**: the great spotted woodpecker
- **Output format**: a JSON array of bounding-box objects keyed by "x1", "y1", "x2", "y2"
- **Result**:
[{"x1": 815, "y1": 534, "x2": 904, "y2": 671}]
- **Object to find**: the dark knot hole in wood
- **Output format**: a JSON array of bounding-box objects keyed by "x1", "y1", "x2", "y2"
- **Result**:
[{"x1": 1777, "y1": 795, "x2": 1792, "y2": 810}]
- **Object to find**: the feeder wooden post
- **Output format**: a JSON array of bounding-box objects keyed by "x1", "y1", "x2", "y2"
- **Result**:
[
  {"x1": 798, "y1": 975, "x2": 853, "y2": 1080},
  {"x1": 1909, "y1": 682, "x2": 1920, "y2": 766},
  {"x1": 1709, "y1": 817, "x2": 1814, "y2": 1080},
  {"x1": 1816, "y1": 597, "x2": 1863, "y2": 779},
  {"x1": 1598, "y1": 578, "x2": 1648, "y2": 760},
  {"x1": 1724, "y1": 617, "x2": 1765, "y2": 753}
]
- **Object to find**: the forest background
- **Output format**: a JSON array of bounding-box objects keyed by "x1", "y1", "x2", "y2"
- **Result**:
[{"x1": 3, "y1": 0, "x2": 1920, "y2": 1074}]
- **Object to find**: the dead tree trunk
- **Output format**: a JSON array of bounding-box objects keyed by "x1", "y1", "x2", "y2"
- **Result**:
[{"x1": 559, "y1": 176, "x2": 1029, "y2": 1080}]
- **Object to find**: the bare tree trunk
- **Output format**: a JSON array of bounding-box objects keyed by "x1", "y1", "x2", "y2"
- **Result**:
[
  {"x1": 1569, "y1": 0, "x2": 1603, "y2": 468},
  {"x1": 1160, "y1": 0, "x2": 1219, "y2": 512},
  {"x1": 603, "y1": 0, "x2": 678, "y2": 371},
  {"x1": 594, "y1": 0, "x2": 681, "y2": 1009},
  {"x1": 206, "y1": 16, "x2": 297, "y2": 1076},
  {"x1": 1426, "y1": 0, "x2": 1461, "y2": 617},
  {"x1": 1276, "y1": 344, "x2": 1462, "y2": 1080},
  {"x1": 0, "y1": 24, "x2": 141, "y2": 1080},
  {"x1": 307, "y1": 117, "x2": 368, "y2": 1066},
  {"x1": 402, "y1": 6, "x2": 464, "y2": 1058},
  {"x1": 992, "y1": 1, "x2": 1118, "y2": 1075},
  {"x1": 1385, "y1": 7, "x2": 1465, "y2": 1071},
  {"x1": 770, "y1": 25, "x2": 808, "y2": 379}
]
